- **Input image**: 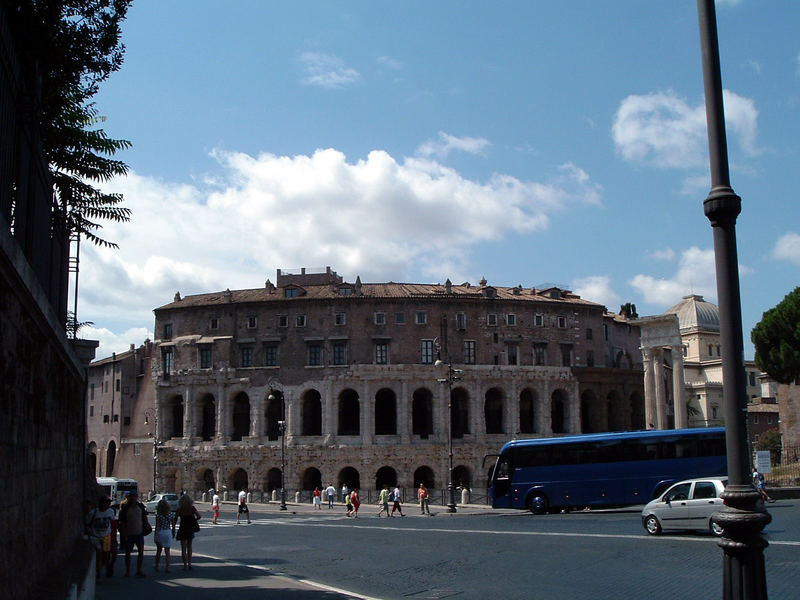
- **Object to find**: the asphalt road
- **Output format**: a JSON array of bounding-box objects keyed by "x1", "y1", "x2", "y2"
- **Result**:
[{"x1": 186, "y1": 501, "x2": 799, "y2": 600}]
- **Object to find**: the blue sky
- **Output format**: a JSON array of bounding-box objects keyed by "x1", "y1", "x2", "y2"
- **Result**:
[{"x1": 80, "y1": 0, "x2": 800, "y2": 359}]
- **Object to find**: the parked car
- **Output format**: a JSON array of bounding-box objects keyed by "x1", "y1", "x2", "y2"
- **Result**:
[
  {"x1": 642, "y1": 477, "x2": 727, "y2": 536},
  {"x1": 145, "y1": 493, "x2": 179, "y2": 514}
]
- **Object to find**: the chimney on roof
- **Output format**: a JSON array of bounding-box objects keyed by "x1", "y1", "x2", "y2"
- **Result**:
[
  {"x1": 224, "y1": 288, "x2": 232, "y2": 302},
  {"x1": 265, "y1": 279, "x2": 275, "y2": 293},
  {"x1": 355, "y1": 276, "x2": 362, "y2": 295},
  {"x1": 174, "y1": 291, "x2": 181, "y2": 302},
  {"x1": 479, "y1": 276, "x2": 487, "y2": 287},
  {"x1": 445, "y1": 278, "x2": 452, "y2": 294},
  {"x1": 130, "y1": 343, "x2": 135, "y2": 351}
]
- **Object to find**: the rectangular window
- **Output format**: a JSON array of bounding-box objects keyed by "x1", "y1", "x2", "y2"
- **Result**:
[
  {"x1": 507, "y1": 343, "x2": 518, "y2": 365},
  {"x1": 585, "y1": 327, "x2": 593, "y2": 340},
  {"x1": 334, "y1": 312, "x2": 346, "y2": 326},
  {"x1": 421, "y1": 340, "x2": 434, "y2": 364},
  {"x1": 767, "y1": 414, "x2": 773, "y2": 424},
  {"x1": 753, "y1": 415, "x2": 759, "y2": 424},
  {"x1": 338, "y1": 287, "x2": 353, "y2": 296},
  {"x1": 557, "y1": 316, "x2": 567, "y2": 329},
  {"x1": 708, "y1": 344, "x2": 713, "y2": 356},
  {"x1": 162, "y1": 348, "x2": 173, "y2": 375},
  {"x1": 90, "y1": 383, "x2": 95, "y2": 400},
  {"x1": 487, "y1": 313, "x2": 498, "y2": 326},
  {"x1": 712, "y1": 406, "x2": 718, "y2": 419},
  {"x1": 278, "y1": 315, "x2": 288, "y2": 328},
  {"x1": 560, "y1": 344, "x2": 572, "y2": 367},
  {"x1": 285, "y1": 288, "x2": 299, "y2": 298},
  {"x1": 603, "y1": 323, "x2": 609, "y2": 340},
  {"x1": 199, "y1": 346, "x2": 212, "y2": 369},
  {"x1": 264, "y1": 344, "x2": 277, "y2": 367},
  {"x1": 240, "y1": 346, "x2": 253, "y2": 368},
  {"x1": 587, "y1": 350, "x2": 595, "y2": 367},
  {"x1": 507, "y1": 314, "x2": 517, "y2": 326},
  {"x1": 748, "y1": 372, "x2": 756, "y2": 387},
  {"x1": 123, "y1": 416, "x2": 131, "y2": 426},
  {"x1": 133, "y1": 443, "x2": 140, "y2": 456},
  {"x1": 534, "y1": 344, "x2": 546, "y2": 366},
  {"x1": 103, "y1": 415, "x2": 109, "y2": 423},
  {"x1": 395, "y1": 312, "x2": 406, "y2": 325},
  {"x1": 89, "y1": 405, "x2": 94, "y2": 417},
  {"x1": 209, "y1": 317, "x2": 219, "y2": 330},
  {"x1": 455, "y1": 312, "x2": 467, "y2": 330},
  {"x1": 163, "y1": 323, "x2": 173, "y2": 340},
  {"x1": 104, "y1": 381, "x2": 108, "y2": 392},
  {"x1": 415, "y1": 311, "x2": 427, "y2": 325},
  {"x1": 247, "y1": 316, "x2": 257, "y2": 329},
  {"x1": 374, "y1": 312, "x2": 386, "y2": 325},
  {"x1": 534, "y1": 314, "x2": 543, "y2": 327},
  {"x1": 115, "y1": 379, "x2": 120, "y2": 392},
  {"x1": 375, "y1": 342, "x2": 388, "y2": 365},
  {"x1": 332, "y1": 342, "x2": 347, "y2": 365},
  {"x1": 296, "y1": 314, "x2": 307, "y2": 328},
  {"x1": 113, "y1": 414, "x2": 119, "y2": 422},
  {"x1": 307, "y1": 343, "x2": 322, "y2": 366},
  {"x1": 464, "y1": 340, "x2": 476, "y2": 365}
]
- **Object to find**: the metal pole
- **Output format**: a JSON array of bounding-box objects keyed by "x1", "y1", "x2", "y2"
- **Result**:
[
  {"x1": 697, "y1": 2, "x2": 770, "y2": 598},
  {"x1": 280, "y1": 391, "x2": 287, "y2": 510},
  {"x1": 447, "y1": 369, "x2": 456, "y2": 513}
]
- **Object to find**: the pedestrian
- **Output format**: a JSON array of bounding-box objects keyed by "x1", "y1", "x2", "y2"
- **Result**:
[
  {"x1": 345, "y1": 490, "x2": 353, "y2": 516},
  {"x1": 418, "y1": 483, "x2": 431, "y2": 515},
  {"x1": 341, "y1": 483, "x2": 349, "y2": 504},
  {"x1": 377, "y1": 485, "x2": 390, "y2": 517},
  {"x1": 107, "y1": 505, "x2": 119, "y2": 576},
  {"x1": 86, "y1": 496, "x2": 115, "y2": 582},
  {"x1": 118, "y1": 490, "x2": 149, "y2": 578},
  {"x1": 153, "y1": 498, "x2": 175, "y2": 573},
  {"x1": 390, "y1": 486, "x2": 405, "y2": 517},
  {"x1": 350, "y1": 489, "x2": 360, "y2": 518},
  {"x1": 325, "y1": 483, "x2": 336, "y2": 508},
  {"x1": 313, "y1": 486, "x2": 322, "y2": 509},
  {"x1": 753, "y1": 469, "x2": 775, "y2": 503},
  {"x1": 211, "y1": 489, "x2": 220, "y2": 524},
  {"x1": 174, "y1": 494, "x2": 201, "y2": 570},
  {"x1": 237, "y1": 488, "x2": 250, "y2": 524}
]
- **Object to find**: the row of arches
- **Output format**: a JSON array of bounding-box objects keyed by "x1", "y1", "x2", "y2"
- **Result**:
[{"x1": 88, "y1": 440, "x2": 116, "y2": 477}]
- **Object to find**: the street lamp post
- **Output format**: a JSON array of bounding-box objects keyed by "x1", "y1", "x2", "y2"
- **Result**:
[
  {"x1": 268, "y1": 378, "x2": 287, "y2": 511},
  {"x1": 697, "y1": 2, "x2": 770, "y2": 598},
  {"x1": 144, "y1": 409, "x2": 158, "y2": 495},
  {"x1": 435, "y1": 342, "x2": 462, "y2": 513}
]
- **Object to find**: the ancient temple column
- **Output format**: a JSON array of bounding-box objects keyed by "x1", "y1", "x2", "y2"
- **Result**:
[
  {"x1": 399, "y1": 380, "x2": 410, "y2": 444},
  {"x1": 570, "y1": 380, "x2": 581, "y2": 434},
  {"x1": 653, "y1": 348, "x2": 667, "y2": 429},
  {"x1": 361, "y1": 380, "x2": 373, "y2": 445},
  {"x1": 323, "y1": 380, "x2": 335, "y2": 443},
  {"x1": 642, "y1": 348, "x2": 657, "y2": 429},
  {"x1": 671, "y1": 346, "x2": 687, "y2": 429},
  {"x1": 215, "y1": 383, "x2": 226, "y2": 440},
  {"x1": 252, "y1": 394, "x2": 264, "y2": 439},
  {"x1": 508, "y1": 378, "x2": 519, "y2": 436}
]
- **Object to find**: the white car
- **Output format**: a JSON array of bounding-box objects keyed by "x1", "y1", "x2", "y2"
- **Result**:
[
  {"x1": 145, "y1": 493, "x2": 179, "y2": 514},
  {"x1": 642, "y1": 477, "x2": 727, "y2": 536}
]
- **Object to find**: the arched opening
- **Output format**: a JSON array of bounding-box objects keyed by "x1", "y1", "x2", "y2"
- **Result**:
[
  {"x1": 338, "y1": 389, "x2": 360, "y2": 435},
  {"x1": 231, "y1": 392, "x2": 250, "y2": 441},
  {"x1": 87, "y1": 442, "x2": 98, "y2": 476},
  {"x1": 484, "y1": 387, "x2": 504, "y2": 434},
  {"x1": 302, "y1": 467, "x2": 322, "y2": 491},
  {"x1": 231, "y1": 468, "x2": 248, "y2": 491},
  {"x1": 630, "y1": 391, "x2": 645, "y2": 430},
  {"x1": 551, "y1": 389, "x2": 568, "y2": 434},
  {"x1": 607, "y1": 390, "x2": 626, "y2": 431},
  {"x1": 374, "y1": 388, "x2": 397, "y2": 435},
  {"x1": 375, "y1": 466, "x2": 397, "y2": 490},
  {"x1": 105, "y1": 440, "x2": 116, "y2": 476},
  {"x1": 200, "y1": 394, "x2": 215, "y2": 440},
  {"x1": 412, "y1": 387, "x2": 434, "y2": 438},
  {"x1": 338, "y1": 466, "x2": 361, "y2": 490},
  {"x1": 201, "y1": 468, "x2": 215, "y2": 491},
  {"x1": 163, "y1": 468, "x2": 181, "y2": 493},
  {"x1": 519, "y1": 388, "x2": 536, "y2": 434},
  {"x1": 266, "y1": 468, "x2": 282, "y2": 492},
  {"x1": 452, "y1": 465, "x2": 471, "y2": 489},
  {"x1": 414, "y1": 466, "x2": 435, "y2": 489},
  {"x1": 301, "y1": 389, "x2": 322, "y2": 436},
  {"x1": 580, "y1": 390, "x2": 601, "y2": 433},
  {"x1": 451, "y1": 387, "x2": 470, "y2": 438},
  {"x1": 265, "y1": 391, "x2": 282, "y2": 440},
  {"x1": 165, "y1": 394, "x2": 183, "y2": 438}
]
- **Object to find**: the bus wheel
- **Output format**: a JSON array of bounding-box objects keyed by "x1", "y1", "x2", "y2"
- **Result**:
[
  {"x1": 527, "y1": 494, "x2": 548, "y2": 515},
  {"x1": 709, "y1": 519, "x2": 724, "y2": 537},
  {"x1": 644, "y1": 515, "x2": 662, "y2": 535}
]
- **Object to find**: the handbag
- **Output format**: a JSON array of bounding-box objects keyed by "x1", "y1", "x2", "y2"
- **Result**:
[
  {"x1": 143, "y1": 518, "x2": 153, "y2": 536},
  {"x1": 191, "y1": 508, "x2": 201, "y2": 532}
]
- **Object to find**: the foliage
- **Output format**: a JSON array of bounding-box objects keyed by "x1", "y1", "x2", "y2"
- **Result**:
[
  {"x1": 756, "y1": 429, "x2": 783, "y2": 465},
  {"x1": 751, "y1": 287, "x2": 800, "y2": 384},
  {"x1": 619, "y1": 302, "x2": 638, "y2": 319},
  {"x1": 65, "y1": 310, "x2": 93, "y2": 338},
  {"x1": 686, "y1": 398, "x2": 700, "y2": 418}
]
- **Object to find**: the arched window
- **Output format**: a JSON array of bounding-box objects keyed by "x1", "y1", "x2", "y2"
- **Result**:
[
  {"x1": 412, "y1": 388, "x2": 433, "y2": 437},
  {"x1": 302, "y1": 467, "x2": 322, "y2": 491},
  {"x1": 265, "y1": 468, "x2": 282, "y2": 492},
  {"x1": 375, "y1": 388, "x2": 397, "y2": 435},
  {"x1": 166, "y1": 394, "x2": 183, "y2": 438},
  {"x1": 105, "y1": 440, "x2": 116, "y2": 477},
  {"x1": 414, "y1": 466, "x2": 435, "y2": 489},
  {"x1": 200, "y1": 394, "x2": 215, "y2": 441},
  {"x1": 265, "y1": 392, "x2": 282, "y2": 440},
  {"x1": 581, "y1": 390, "x2": 600, "y2": 433},
  {"x1": 451, "y1": 387, "x2": 470, "y2": 438},
  {"x1": 551, "y1": 389, "x2": 568, "y2": 434},
  {"x1": 484, "y1": 387, "x2": 504, "y2": 434},
  {"x1": 231, "y1": 468, "x2": 248, "y2": 491},
  {"x1": 302, "y1": 389, "x2": 322, "y2": 436},
  {"x1": 231, "y1": 392, "x2": 250, "y2": 441},
  {"x1": 375, "y1": 466, "x2": 397, "y2": 490},
  {"x1": 338, "y1": 389, "x2": 360, "y2": 435},
  {"x1": 519, "y1": 388, "x2": 536, "y2": 434},
  {"x1": 201, "y1": 468, "x2": 215, "y2": 491},
  {"x1": 338, "y1": 466, "x2": 361, "y2": 491},
  {"x1": 88, "y1": 442, "x2": 98, "y2": 477},
  {"x1": 452, "y1": 465, "x2": 472, "y2": 489}
]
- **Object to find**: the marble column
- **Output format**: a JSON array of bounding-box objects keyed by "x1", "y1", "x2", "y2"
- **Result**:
[
  {"x1": 399, "y1": 380, "x2": 411, "y2": 444},
  {"x1": 472, "y1": 383, "x2": 483, "y2": 441},
  {"x1": 642, "y1": 348, "x2": 657, "y2": 429},
  {"x1": 252, "y1": 394, "x2": 264, "y2": 439},
  {"x1": 323, "y1": 380, "x2": 335, "y2": 443},
  {"x1": 671, "y1": 346, "x2": 688, "y2": 429},
  {"x1": 361, "y1": 381, "x2": 373, "y2": 445},
  {"x1": 653, "y1": 348, "x2": 667, "y2": 430},
  {"x1": 182, "y1": 387, "x2": 191, "y2": 439},
  {"x1": 215, "y1": 383, "x2": 226, "y2": 440}
]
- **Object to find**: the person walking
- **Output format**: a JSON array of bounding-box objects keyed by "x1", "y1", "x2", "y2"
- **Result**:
[
  {"x1": 341, "y1": 483, "x2": 349, "y2": 504},
  {"x1": 377, "y1": 485, "x2": 390, "y2": 517},
  {"x1": 753, "y1": 469, "x2": 775, "y2": 503},
  {"x1": 237, "y1": 489, "x2": 250, "y2": 524},
  {"x1": 345, "y1": 490, "x2": 353, "y2": 516},
  {"x1": 153, "y1": 498, "x2": 175, "y2": 573},
  {"x1": 313, "y1": 487, "x2": 322, "y2": 509},
  {"x1": 350, "y1": 489, "x2": 360, "y2": 518},
  {"x1": 86, "y1": 496, "x2": 115, "y2": 582},
  {"x1": 174, "y1": 494, "x2": 201, "y2": 570},
  {"x1": 325, "y1": 483, "x2": 336, "y2": 508},
  {"x1": 418, "y1": 483, "x2": 431, "y2": 515},
  {"x1": 211, "y1": 490, "x2": 220, "y2": 524},
  {"x1": 390, "y1": 487, "x2": 405, "y2": 517},
  {"x1": 118, "y1": 490, "x2": 149, "y2": 578}
]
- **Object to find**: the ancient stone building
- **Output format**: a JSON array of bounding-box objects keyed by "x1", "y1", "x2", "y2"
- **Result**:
[{"x1": 150, "y1": 267, "x2": 644, "y2": 498}]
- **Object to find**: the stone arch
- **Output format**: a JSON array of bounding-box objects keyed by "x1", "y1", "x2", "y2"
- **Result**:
[
  {"x1": 199, "y1": 468, "x2": 215, "y2": 491},
  {"x1": 301, "y1": 467, "x2": 322, "y2": 491},
  {"x1": 200, "y1": 394, "x2": 215, "y2": 441},
  {"x1": 374, "y1": 388, "x2": 397, "y2": 435},
  {"x1": 230, "y1": 468, "x2": 248, "y2": 491},
  {"x1": 452, "y1": 465, "x2": 472, "y2": 489},
  {"x1": 412, "y1": 387, "x2": 434, "y2": 437},
  {"x1": 451, "y1": 386, "x2": 470, "y2": 438},
  {"x1": 338, "y1": 466, "x2": 361, "y2": 490},
  {"x1": 580, "y1": 389, "x2": 601, "y2": 433},
  {"x1": 551, "y1": 389, "x2": 569, "y2": 434},
  {"x1": 519, "y1": 388, "x2": 536, "y2": 434},
  {"x1": 265, "y1": 391, "x2": 282, "y2": 440},
  {"x1": 301, "y1": 389, "x2": 322, "y2": 436},
  {"x1": 414, "y1": 466, "x2": 435, "y2": 489},
  {"x1": 484, "y1": 387, "x2": 504, "y2": 434},
  {"x1": 231, "y1": 392, "x2": 250, "y2": 441},
  {"x1": 105, "y1": 440, "x2": 116, "y2": 476},
  {"x1": 607, "y1": 390, "x2": 626, "y2": 431},
  {"x1": 630, "y1": 391, "x2": 645, "y2": 430},
  {"x1": 163, "y1": 467, "x2": 182, "y2": 494},
  {"x1": 265, "y1": 468, "x2": 282, "y2": 492},
  {"x1": 338, "y1": 388, "x2": 360, "y2": 435},
  {"x1": 165, "y1": 394, "x2": 183, "y2": 438},
  {"x1": 375, "y1": 466, "x2": 397, "y2": 490},
  {"x1": 87, "y1": 441, "x2": 98, "y2": 476}
]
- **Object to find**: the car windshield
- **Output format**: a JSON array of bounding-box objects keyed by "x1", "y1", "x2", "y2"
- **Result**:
[{"x1": 164, "y1": 495, "x2": 178, "y2": 501}]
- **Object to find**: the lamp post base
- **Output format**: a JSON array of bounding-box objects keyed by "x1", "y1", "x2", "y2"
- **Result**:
[
  {"x1": 447, "y1": 485, "x2": 457, "y2": 513},
  {"x1": 280, "y1": 490, "x2": 287, "y2": 510}
]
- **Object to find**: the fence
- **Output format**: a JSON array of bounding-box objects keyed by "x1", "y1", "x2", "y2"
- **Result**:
[
  {"x1": 764, "y1": 445, "x2": 800, "y2": 487},
  {"x1": 196, "y1": 487, "x2": 494, "y2": 506}
]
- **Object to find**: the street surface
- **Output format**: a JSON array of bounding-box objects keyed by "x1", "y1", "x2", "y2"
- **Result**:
[{"x1": 173, "y1": 500, "x2": 799, "y2": 599}]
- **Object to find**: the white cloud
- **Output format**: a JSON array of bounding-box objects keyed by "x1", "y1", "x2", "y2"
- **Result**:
[
  {"x1": 745, "y1": 59, "x2": 762, "y2": 76},
  {"x1": 299, "y1": 52, "x2": 361, "y2": 89},
  {"x1": 773, "y1": 232, "x2": 800, "y2": 266},
  {"x1": 81, "y1": 148, "x2": 602, "y2": 340},
  {"x1": 648, "y1": 247, "x2": 676, "y2": 261},
  {"x1": 376, "y1": 55, "x2": 402, "y2": 70},
  {"x1": 416, "y1": 132, "x2": 491, "y2": 159},
  {"x1": 629, "y1": 247, "x2": 718, "y2": 306},
  {"x1": 571, "y1": 275, "x2": 620, "y2": 309},
  {"x1": 82, "y1": 325, "x2": 153, "y2": 360},
  {"x1": 612, "y1": 89, "x2": 759, "y2": 168}
]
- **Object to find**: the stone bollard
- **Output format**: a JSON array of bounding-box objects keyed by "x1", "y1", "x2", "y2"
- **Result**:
[
  {"x1": 223, "y1": 490, "x2": 229, "y2": 501},
  {"x1": 295, "y1": 491, "x2": 301, "y2": 503},
  {"x1": 461, "y1": 488, "x2": 470, "y2": 505},
  {"x1": 247, "y1": 492, "x2": 252, "y2": 503},
  {"x1": 202, "y1": 492, "x2": 208, "y2": 503},
  {"x1": 272, "y1": 490, "x2": 278, "y2": 502}
]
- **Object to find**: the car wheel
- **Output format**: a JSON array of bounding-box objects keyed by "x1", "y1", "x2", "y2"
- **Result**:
[
  {"x1": 644, "y1": 515, "x2": 662, "y2": 535},
  {"x1": 527, "y1": 494, "x2": 548, "y2": 515},
  {"x1": 710, "y1": 519, "x2": 724, "y2": 537}
]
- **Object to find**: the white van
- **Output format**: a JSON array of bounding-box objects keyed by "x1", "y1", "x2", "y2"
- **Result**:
[{"x1": 97, "y1": 477, "x2": 138, "y2": 507}]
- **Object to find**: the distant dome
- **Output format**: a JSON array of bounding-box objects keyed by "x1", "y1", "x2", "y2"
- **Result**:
[{"x1": 665, "y1": 295, "x2": 720, "y2": 332}]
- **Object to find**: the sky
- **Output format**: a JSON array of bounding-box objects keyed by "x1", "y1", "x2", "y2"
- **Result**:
[{"x1": 78, "y1": 0, "x2": 800, "y2": 360}]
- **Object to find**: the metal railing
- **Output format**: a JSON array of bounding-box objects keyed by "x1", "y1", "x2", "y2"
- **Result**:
[{"x1": 764, "y1": 446, "x2": 800, "y2": 487}]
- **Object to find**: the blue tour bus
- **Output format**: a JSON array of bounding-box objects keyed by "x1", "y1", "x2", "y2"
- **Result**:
[{"x1": 489, "y1": 427, "x2": 727, "y2": 513}]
